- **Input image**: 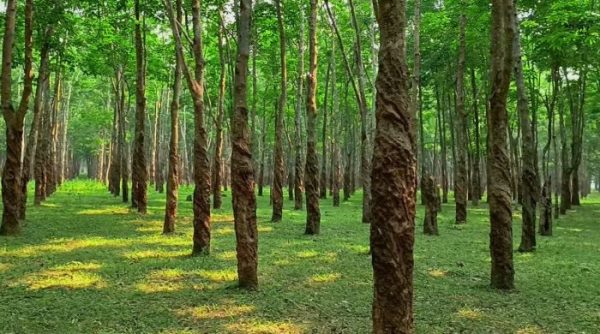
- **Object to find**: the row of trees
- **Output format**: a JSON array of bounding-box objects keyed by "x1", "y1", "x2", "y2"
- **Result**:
[{"x1": 1, "y1": 0, "x2": 599, "y2": 331}]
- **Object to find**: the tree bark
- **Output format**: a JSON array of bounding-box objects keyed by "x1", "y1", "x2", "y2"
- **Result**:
[
  {"x1": 132, "y1": 0, "x2": 148, "y2": 213},
  {"x1": 488, "y1": 0, "x2": 515, "y2": 290},
  {"x1": 271, "y1": 0, "x2": 287, "y2": 222},
  {"x1": 455, "y1": 9, "x2": 468, "y2": 225},
  {"x1": 371, "y1": 0, "x2": 416, "y2": 331},
  {"x1": 293, "y1": 8, "x2": 305, "y2": 210},
  {"x1": 423, "y1": 175, "x2": 439, "y2": 235},
  {"x1": 231, "y1": 0, "x2": 258, "y2": 290},
  {"x1": 513, "y1": 6, "x2": 538, "y2": 252},
  {"x1": 305, "y1": 0, "x2": 321, "y2": 235},
  {"x1": 212, "y1": 9, "x2": 226, "y2": 210},
  {"x1": 163, "y1": 0, "x2": 183, "y2": 234}
]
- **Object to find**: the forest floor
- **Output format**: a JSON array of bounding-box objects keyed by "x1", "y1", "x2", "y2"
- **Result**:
[{"x1": 0, "y1": 181, "x2": 599, "y2": 334}]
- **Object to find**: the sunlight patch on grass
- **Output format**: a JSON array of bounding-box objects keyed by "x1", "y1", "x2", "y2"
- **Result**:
[
  {"x1": 5, "y1": 238, "x2": 133, "y2": 257},
  {"x1": 346, "y1": 245, "x2": 370, "y2": 255},
  {"x1": 136, "y1": 269, "x2": 189, "y2": 293},
  {"x1": 296, "y1": 250, "x2": 319, "y2": 259},
  {"x1": 77, "y1": 207, "x2": 129, "y2": 215},
  {"x1": 198, "y1": 269, "x2": 237, "y2": 282},
  {"x1": 212, "y1": 214, "x2": 235, "y2": 223},
  {"x1": 456, "y1": 308, "x2": 483, "y2": 320},
  {"x1": 176, "y1": 304, "x2": 255, "y2": 320},
  {"x1": 257, "y1": 226, "x2": 273, "y2": 233},
  {"x1": 273, "y1": 259, "x2": 291, "y2": 266},
  {"x1": 225, "y1": 321, "x2": 304, "y2": 334},
  {"x1": 214, "y1": 227, "x2": 235, "y2": 236},
  {"x1": 21, "y1": 261, "x2": 106, "y2": 290},
  {"x1": 123, "y1": 249, "x2": 189, "y2": 260},
  {"x1": 556, "y1": 227, "x2": 584, "y2": 233},
  {"x1": 428, "y1": 269, "x2": 448, "y2": 278},
  {"x1": 308, "y1": 273, "x2": 342, "y2": 284},
  {"x1": 516, "y1": 325, "x2": 545, "y2": 334},
  {"x1": 0, "y1": 262, "x2": 12, "y2": 273},
  {"x1": 216, "y1": 251, "x2": 237, "y2": 261}
]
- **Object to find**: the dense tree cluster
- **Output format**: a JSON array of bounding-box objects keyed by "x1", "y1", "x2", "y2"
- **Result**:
[{"x1": 1, "y1": 0, "x2": 599, "y2": 331}]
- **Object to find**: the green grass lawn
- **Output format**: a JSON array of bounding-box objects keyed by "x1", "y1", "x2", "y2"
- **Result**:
[{"x1": 0, "y1": 180, "x2": 599, "y2": 333}]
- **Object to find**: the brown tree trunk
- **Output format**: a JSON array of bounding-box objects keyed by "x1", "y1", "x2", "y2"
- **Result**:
[
  {"x1": 305, "y1": 0, "x2": 321, "y2": 235},
  {"x1": 212, "y1": 9, "x2": 226, "y2": 210},
  {"x1": 163, "y1": 0, "x2": 183, "y2": 234},
  {"x1": 320, "y1": 61, "x2": 330, "y2": 200},
  {"x1": 455, "y1": 9, "x2": 468, "y2": 225},
  {"x1": 559, "y1": 94, "x2": 570, "y2": 215},
  {"x1": 371, "y1": 0, "x2": 415, "y2": 331},
  {"x1": 437, "y1": 85, "x2": 449, "y2": 203},
  {"x1": 513, "y1": 8, "x2": 538, "y2": 252},
  {"x1": 20, "y1": 24, "x2": 50, "y2": 219},
  {"x1": 132, "y1": 0, "x2": 148, "y2": 213},
  {"x1": 1, "y1": 0, "x2": 34, "y2": 235},
  {"x1": 272, "y1": 0, "x2": 287, "y2": 222},
  {"x1": 488, "y1": 0, "x2": 515, "y2": 290},
  {"x1": 293, "y1": 10, "x2": 305, "y2": 210},
  {"x1": 470, "y1": 68, "x2": 482, "y2": 205},
  {"x1": 423, "y1": 175, "x2": 439, "y2": 235},
  {"x1": 231, "y1": 0, "x2": 258, "y2": 290}
]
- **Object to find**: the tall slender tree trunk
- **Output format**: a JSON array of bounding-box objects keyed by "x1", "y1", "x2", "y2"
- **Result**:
[
  {"x1": 371, "y1": 0, "x2": 415, "y2": 331},
  {"x1": 293, "y1": 8, "x2": 305, "y2": 210},
  {"x1": 455, "y1": 9, "x2": 468, "y2": 225},
  {"x1": 305, "y1": 0, "x2": 320, "y2": 235},
  {"x1": 272, "y1": 0, "x2": 287, "y2": 222},
  {"x1": 212, "y1": 9, "x2": 226, "y2": 210},
  {"x1": 231, "y1": 0, "x2": 258, "y2": 290},
  {"x1": 132, "y1": 0, "x2": 148, "y2": 213},
  {"x1": 470, "y1": 68, "x2": 482, "y2": 205},
  {"x1": 513, "y1": 7, "x2": 538, "y2": 252},
  {"x1": 559, "y1": 95, "x2": 570, "y2": 215},
  {"x1": 488, "y1": 0, "x2": 515, "y2": 290},
  {"x1": 320, "y1": 61, "x2": 330, "y2": 200},
  {"x1": 20, "y1": 26, "x2": 50, "y2": 219},
  {"x1": 163, "y1": 0, "x2": 183, "y2": 234}
]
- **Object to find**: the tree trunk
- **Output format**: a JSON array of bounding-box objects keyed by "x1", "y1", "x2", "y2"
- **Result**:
[
  {"x1": 320, "y1": 61, "x2": 330, "y2": 200},
  {"x1": 371, "y1": 0, "x2": 415, "y2": 331},
  {"x1": 423, "y1": 175, "x2": 439, "y2": 235},
  {"x1": 163, "y1": 0, "x2": 183, "y2": 234},
  {"x1": 470, "y1": 68, "x2": 482, "y2": 205},
  {"x1": 212, "y1": 9, "x2": 226, "y2": 210},
  {"x1": 20, "y1": 24, "x2": 50, "y2": 219},
  {"x1": 231, "y1": 0, "x2": 258, "y2": 290},
  {"x1": 513, "y1": 8, "x2": 537, "y2": 252},
  {"x1": 488, "y1": 0, "x2": 515, "y2": 290},
  {"x1": 271, "y1": 0, "x2": 287, "y2": 222},
  {"x1": 305, "y1": 0, "x2": 321, "y2": 235},
  {"x1": 293, "y1": 7, "x2": 305, "y2": 210},
  {"x1": 455, "y1": 9, "x2": 468, "y2": 225},
  {"x1": 132, "y1": 0, "x2": 148, "y2": 213}
]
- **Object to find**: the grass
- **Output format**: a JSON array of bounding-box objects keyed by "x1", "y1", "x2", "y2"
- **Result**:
[{"x1": 0, "y1": 180, "x2": 599, "y2": 333}]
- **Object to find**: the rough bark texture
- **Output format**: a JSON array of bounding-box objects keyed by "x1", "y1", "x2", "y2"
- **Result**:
[
  {"x1": 231, "y1": 0, "x2": 258, "y2": 290},
  {"x1": 0, "y1": 0, "x2": 31, "y2": 235},
  {"x1": 470, "y1": 68, "x2": 482, "y2": 205},
  {"x1": 488, "y1": 0, "x2": 515, "y2": 290},
  {"x1": 163, "y1": 0, "x2": 183, "y2": 234},
  {"x1": 132, "y1": 0, "x2": 148, "y2": 214},
  {"x1": 304, "y1": 0, "x2": 321, "y2": 235},
  {"x1": 293, "y1": 8, "x2": 305, "y2": 210},
  {"x1": 513, "y1": 8, "x2": 538, "y2": 252},
  {"x1": 271, "y1": 0, "x2": 287, "y2": 222},
  {"x1": 371, "y1": 0, "x2": 416, "y2": 332},
  {"x1": 212, "y1": 10, "x2": 226, "y2": 210},
  {"x1": 20, "y1": 22, "x2": 49, "y2": 220},
  {"x1": 454, "y1": 10, "x2": 468, "y2": 225},
  {"x1": 539, "y1": 178, "x2": 552, "y2": 236},
  {"x1": 423, "y1": 175, "x2": 439, "y2": 236}
]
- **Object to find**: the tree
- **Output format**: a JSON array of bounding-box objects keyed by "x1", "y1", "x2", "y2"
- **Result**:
[
  {"x1": 231, "y1": 0, "x2": 258, "y2": 290},
  {"x1": 371, "y1": 0, "x2": 416, "y2": 331},
  {"x1": 304, "y1": 0, "x2": 320, "y2": 235},
  {"x1": 488, "y1": 0, "x2": 515, "y2": 290},
  {"x1": 163, "y1": 0, "x2": 183, "y2": 234},
  {"x1": 293, "y1": 6, "x2": 305, "y2": 211},
  {"x1": 212, "y1": 8, "x2": 226, "y2": 210},
  {"x1": 272, "y1": 0, "x2": 287, "y2": 223},
  {"x1": 131, "y1": 0, "x2": 148, "y2": 214},
  {"x1": 164, "y1": 0, "x2": 211, "y2": 255},
  {"x1": 0, "y1": 0, "x2": 34, "y2": 235},
  {"x1": 454, "y1": 7, "x2": 468, "y2": 225}
]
